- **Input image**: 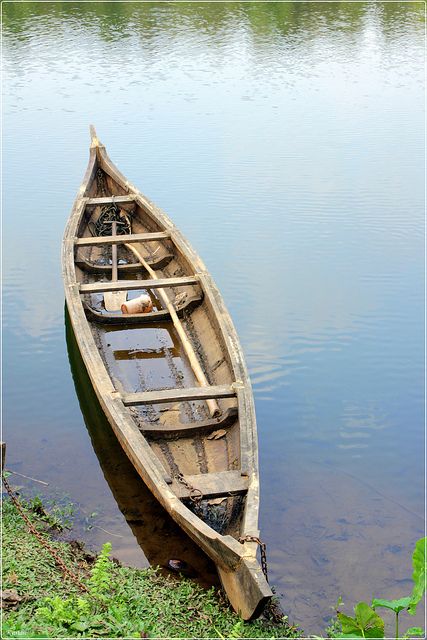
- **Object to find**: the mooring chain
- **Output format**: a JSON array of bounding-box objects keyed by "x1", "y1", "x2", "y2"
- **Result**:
[
  {"x1": 238, "y1": 535, "x2": 286, "y2": 624},
  {"x1": 175, "y1": 473, "x2": 203, "y2": 515},
  {"x1": 2, "y1": 474, "x2": 88, "y2": 592},
  {"x1": 238, "y1": 535, "x2": 269, "y2": 582}
]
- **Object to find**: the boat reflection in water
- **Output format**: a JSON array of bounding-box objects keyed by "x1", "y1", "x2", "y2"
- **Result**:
[{"x1": 65, "y1": 310, "x2": 219, "y2": 588}]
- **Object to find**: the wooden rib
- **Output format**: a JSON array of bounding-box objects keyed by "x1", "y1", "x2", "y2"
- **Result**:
[
  {"x1": 173, "y1": 470, "x2": 248, "y2": 500},
  {"x1": 75, "y1": 231, "x2": 170, "y2": 246},
  {"x1": 83, "y1": 294, "x2": 203, "y2": 325},
  {"x1": 86, "y1": 195, "x2": 136, "y2": 205},
  {"x1": 75, "y1": 253, "x2": 173, "y2": 273},
  {"x1": 141, "y1": 407, "x2": 238, "y2": 438},
  {"x1": 125, "y1": 243, "x2": 221, "y2": 418},
  {"x1": 79, "y1": 275, "x2": 198, "y2": 294},
  {"x1": 121, "y1": 385, "x2": 236, "y2": 406}
]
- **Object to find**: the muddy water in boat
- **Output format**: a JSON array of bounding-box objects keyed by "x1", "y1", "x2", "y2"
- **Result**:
[{"x1": 3, "y1": 2, "x2": 424, "y2": 633}]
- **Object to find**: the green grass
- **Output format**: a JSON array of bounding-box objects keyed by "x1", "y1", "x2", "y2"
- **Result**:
[{"x1": 2, "y1": 497, "x2": 302, "y2": 639}]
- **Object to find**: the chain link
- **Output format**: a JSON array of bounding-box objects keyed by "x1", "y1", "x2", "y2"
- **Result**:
[
  {"x1": 2, "y1": 474, "x2": 88, "y2": 592},
  {"x1": 175, "y1": 473, "x2": 203, "y2": 515}
]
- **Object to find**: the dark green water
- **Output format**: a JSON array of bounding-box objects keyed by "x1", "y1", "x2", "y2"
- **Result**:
[{"x1": 3, "y1": 2, "x2": 424, "y2": 632}]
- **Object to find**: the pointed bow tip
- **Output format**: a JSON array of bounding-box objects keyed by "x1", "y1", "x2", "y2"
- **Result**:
[{"x1": 89, "y1": 124, "x2": 103, "y2": 148}]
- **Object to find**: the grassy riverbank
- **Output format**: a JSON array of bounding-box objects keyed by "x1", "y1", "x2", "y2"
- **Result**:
[{"x1": 2, "y1": 497, "x2": 301, "y2": 639}]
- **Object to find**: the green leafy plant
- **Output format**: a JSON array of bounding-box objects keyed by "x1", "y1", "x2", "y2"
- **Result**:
[{"x1": 87, "y1": 541, "x2": 112, "y2": 597}]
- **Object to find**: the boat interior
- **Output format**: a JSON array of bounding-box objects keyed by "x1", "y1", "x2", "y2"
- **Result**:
[{"x1": 74, "y1": 165, "x2": 248, "y2": 539}]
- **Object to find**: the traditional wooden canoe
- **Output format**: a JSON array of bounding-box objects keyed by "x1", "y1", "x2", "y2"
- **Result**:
[{"x1": 62, "y1": 126, "x2": 272, "y2": 619}]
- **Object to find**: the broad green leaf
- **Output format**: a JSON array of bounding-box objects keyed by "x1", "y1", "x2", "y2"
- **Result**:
[
  {"x1": 338, "y1": 613, "x2": 361, "y2": 635},
  {"x1": 354, "y1": 602, "x2": 384, "y2": 634},
  {"x1": 372, "y1": 597, "x2": 411, "y2": 614},
  {"x1": 338, "y1": 603, "x2": 384, "y2": 639},
  {"x1": 408, "y1": 537, "x2": 426, "y2": 615},
  {"x1": 402, "y1": 628, "x2": 425, "y2": 639}
]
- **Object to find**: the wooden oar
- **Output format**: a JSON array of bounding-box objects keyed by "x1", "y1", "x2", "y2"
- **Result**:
[
  {"x1": 104, "y1": 221, "x2": 128, "y2": 311},
  {"x1": 124, "y1": 242, "x2": 220, "y2": 418}
]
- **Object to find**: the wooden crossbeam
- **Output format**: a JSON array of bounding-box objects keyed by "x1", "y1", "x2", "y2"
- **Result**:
[
  {"x1": 79, "y1": 276, "x2": 198, "y2": 294},
  {"x1": 121, "y1": 385, "x2": 237, "y2": 406},
  {"x1": 75, "y1": 231, "x2": 170, "y2": 247},
  {"x1": 86, "y1": 195, "x2": 136, "y2": 205},
  {"x1": 173, "y1": 470, "x2": 248, "y2": 500}
]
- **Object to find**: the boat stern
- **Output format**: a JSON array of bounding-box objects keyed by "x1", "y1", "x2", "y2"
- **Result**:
[{"x1": 217, "y1": 556, "x2": 273, "y2": 620}]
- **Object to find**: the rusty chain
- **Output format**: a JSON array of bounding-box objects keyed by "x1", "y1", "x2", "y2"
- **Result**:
[
  {"x1": 238, "y1": 535, "x2": 268, "y2": 581},
  {"x1": 2, "y1": 474, "x2": 88, "y2": 592},
  {"x1": 238, "y1": 534, "x2": 286, "y2": 624},
  {"x1": 175, "y1": 473, "x2": 203, "y2": 515}
]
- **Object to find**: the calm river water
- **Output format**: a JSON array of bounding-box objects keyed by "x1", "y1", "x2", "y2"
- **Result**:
[{"x1": 3, "y1": 2, "x2": 425, "y2": 633}]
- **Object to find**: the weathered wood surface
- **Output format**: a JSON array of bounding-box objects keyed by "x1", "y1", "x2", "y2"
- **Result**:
[
  {"x1": 86, "y1": 195, "x2": 136, "y2": 205},
  {"x1": 62, "y1": 126, "x2": 271, "y2": 620},
  {"x1": 125, "y1": 242, "x2": 220, "y2": 417},
  {"x1": 121, "y1": 385, "x2": 237, "y2": 406},
  {"x1": 79, "y1": 275, "x2": 198, "y2": 294},
  {"x1": 75, "y1": 231, "x2": 170, "y2": 246},
  {"x1": 173, "y1": 470, "x2": 248, "y2": 499},
  {"x1": 104, "y1": 221, "x2": 127, "y2": 312},
  {"x1": 141, "y1": 406, "x2": 237, "y2": 438}
]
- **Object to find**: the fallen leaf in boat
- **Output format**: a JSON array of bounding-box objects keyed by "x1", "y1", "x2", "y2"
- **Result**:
[
  {"x1": 207, "y1": 429, "x2": 227, "y2": 440},
  {"x1": 208, "y1": 497, "x2": 227, "y2": 505}
]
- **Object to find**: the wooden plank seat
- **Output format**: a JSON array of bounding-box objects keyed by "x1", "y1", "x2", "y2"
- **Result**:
[
  {"x1": 85, "y1": 195, "x2": 136, "y2": 205},
  {"x1": 79, "y1": 275, "x2": 199, "y2": 294},
  {"x1": 75, "y1": 253, "x2": 174, "y2": 273},
  {"x1": 83, "y1": 293, "x2": 203, "y2": 325},
  {"x1": 121, "y1": 384, "x2": 238, "y2": 406},
  {"x1": 173, "y1": 470, "x2": 248, "y2": 500},
  {"x1": 140, "y1": 407, "x2": 238, "y2": 439},
  {"x1": 75, "y1": 231, "x2": 170, "y2": 247}
]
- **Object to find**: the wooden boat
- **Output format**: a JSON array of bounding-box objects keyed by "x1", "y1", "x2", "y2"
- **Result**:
[{"x1": 62, "y1": 126, "x2": 272, "y2": 619}]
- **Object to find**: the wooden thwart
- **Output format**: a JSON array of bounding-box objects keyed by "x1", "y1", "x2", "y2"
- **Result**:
[
  {"x1": 79, "y1": 275, "x2": 198, "y2": 294},
  {"x1": 121, "y1": 384, "x2": 237, "y2": 406},
  {"x1": 75, "y1": 231, "x2": 170, "y2": 247},
  {"x1": 174, "y1": 470, "x2": 248, "y2": 500},
  {"x1": 86, "y1": 195, "x2": 136, "y2": 205}
]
